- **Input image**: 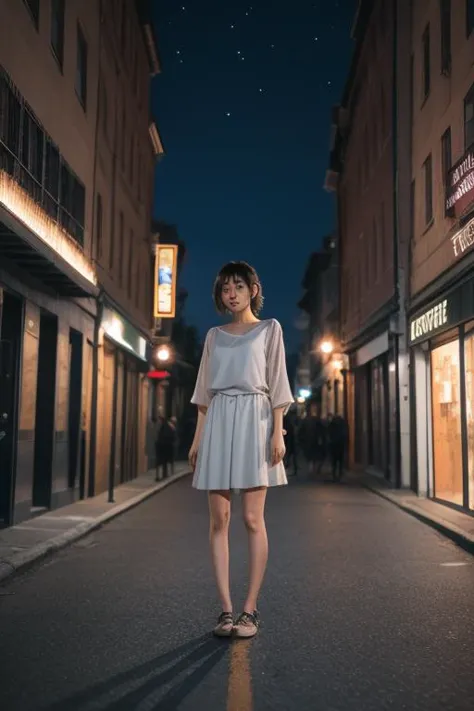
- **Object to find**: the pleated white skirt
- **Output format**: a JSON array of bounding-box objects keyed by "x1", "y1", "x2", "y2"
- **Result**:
[{"x1": 192, "y1": 392, "x2": 288, "y2": 491}]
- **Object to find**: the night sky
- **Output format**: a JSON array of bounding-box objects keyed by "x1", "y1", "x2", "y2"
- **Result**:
[{"x1": 150, "y1": 1, "x2": 355, "y2": 352}]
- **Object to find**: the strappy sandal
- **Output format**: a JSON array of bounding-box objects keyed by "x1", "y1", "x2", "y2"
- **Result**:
[
  {"x1": 233, "y1": 610, "x2": 259, "y2": 638},
  {"x1": 213, "y1": 611, "x2": 234, "y2": 637}
]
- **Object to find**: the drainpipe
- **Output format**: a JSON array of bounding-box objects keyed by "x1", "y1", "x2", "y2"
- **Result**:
[{"x1": 88, "y1": 290, "x2": 104, "y2": 497}]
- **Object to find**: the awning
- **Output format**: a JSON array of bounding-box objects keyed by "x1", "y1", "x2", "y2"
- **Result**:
[{"x1": 0, "y1": 202, "x2": 98, "y2": 298}]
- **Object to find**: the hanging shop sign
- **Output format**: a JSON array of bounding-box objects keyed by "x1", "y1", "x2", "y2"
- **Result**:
[
  {"x1": 446, "y1": 148, "x2": 474, "y2": 216},
  {"x1": 154, "y1": 244, "x2": 178, "y2": 319},
  {"x1": 101, "y1": 307, "x2": 148, "y2": 361},
  {"x1": 451, "y1": 216, "x2": 474, "y2": 258}
]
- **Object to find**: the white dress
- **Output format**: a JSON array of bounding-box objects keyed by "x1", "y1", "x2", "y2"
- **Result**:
[{"x1": 191, "y1": 319, "x2": 294, "y2": 490}]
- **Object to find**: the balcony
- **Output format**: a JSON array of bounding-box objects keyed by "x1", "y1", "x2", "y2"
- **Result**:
[{"x1": 0, "y1": 66, "x2": 97, "y2": 296}]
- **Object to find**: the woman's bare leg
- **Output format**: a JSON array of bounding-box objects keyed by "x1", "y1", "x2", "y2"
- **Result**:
[
  {"x1": 208, "y1": 490, "x2": 232, "y2": 611},
  {"x1": 241, "y1": 487, "x2": 268, "y2": 613}
]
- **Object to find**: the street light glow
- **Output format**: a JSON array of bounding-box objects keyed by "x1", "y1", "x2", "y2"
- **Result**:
[
  {"x1": 320, "y1": 340, "x2": 334, "y2": 354},
  {"x1": 156, "y1": 345, "x2": 171, "y2": 362},
  {"x1": 333, "y1": 359, "x2": 343, "y2": 370}
]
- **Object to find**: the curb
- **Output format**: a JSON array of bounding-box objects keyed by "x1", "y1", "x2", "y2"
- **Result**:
[
  {"x1": 0, "y1": 469, "x2": 191, "y2": 585},
  {"x1": 364, "y1": 483, "x2": 474, "y2": 555}
]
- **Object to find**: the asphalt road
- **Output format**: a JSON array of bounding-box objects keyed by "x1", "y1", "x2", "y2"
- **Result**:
[{"x1": 1, "y1": 472, "x2": 474, "y2": 711}]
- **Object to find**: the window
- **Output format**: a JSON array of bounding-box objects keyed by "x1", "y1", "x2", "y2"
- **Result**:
[
  {"x1": 119, "y1": 212, "x2": 124, "y2": 285},
  {"x1": 424, "y1": 154, "x2": 433, "y2": 225},
  {"x1": 431, "y1": 340, "x2": 463, "y2": 506},
  {"x1": 128, "y1": 229, "x2": 134, "y2": 296},
  {"x1": 440, "y1": 0, "x2": 451, "y2": 74},
  {"x1": 464, "y1": 84, "x2": 474, "y2": 150},
  {"x1": 76, "y1": 24, "x2": 88, "y2": 109},
  {"x1": 135, "y1": 262, "x2": 140, "y2": 307},
  {"x1": 373, "y1": 217, "x2": 378, "y2": 279},
  {"x1": 467, "y1": 0, "x2": 474, "y2": 36},
  {"x1": 23, "y1": 0, "x2": 39, "y2": 27},
  {"x1": 441, "y1": 127, "x2": 452, "y2": 187},
  {"x1": 422, "y1": 24, "x2": 431, "y2": 100},
  {"x1": 96, "y1": 194, "x2": 103, "y2": 259},
  {"x1": 100, "y1": 78, "x2": 108, "y2": 134},
  {"x1": 51, "y1": 0, "x2": 65, "y2": 68},
  {"x1": 59, "y1": 163, "x2": 85, "y2": 245},
  {"x1": 129, "y1": 136, "x2": 134, "y2": 184}
]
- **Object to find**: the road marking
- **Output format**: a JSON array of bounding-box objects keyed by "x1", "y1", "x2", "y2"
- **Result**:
[
  {"x1": 227, "y1": 639, "x2": 253, "y2": 711},
  {"x1": 440, "y1": 562, "x2": 469, "y2": 567}
]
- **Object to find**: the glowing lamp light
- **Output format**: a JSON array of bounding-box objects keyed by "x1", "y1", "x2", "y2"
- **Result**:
[
  {"x1": 333, "y1": 359, "x2": 343, "y2": 371},
  {"x1": 0, "y1": 171, "x2": 97, "y2": 286},
  {"x1": 156, "y1": 345, "x2": 171, "y2": 363},
  {"x1": 296, "y1": 396, "x2": 306, "y2": 404},
  {"x1": 298, "y1": 388, "x2": 311, "y2": 400},
  {"x1": 320, "y1": 340, "x2": 334, "y2": 355}
]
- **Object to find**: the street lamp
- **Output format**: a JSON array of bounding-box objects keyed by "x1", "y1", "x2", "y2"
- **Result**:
[
  {"x1": 320, "y1": 340, "x2": 334, "y2": 355},
  {"x1": 154, "y1": 344, "x2": 171, "y2": 363}
]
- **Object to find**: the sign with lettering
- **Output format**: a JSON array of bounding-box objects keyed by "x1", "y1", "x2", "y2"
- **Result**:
[
  {"x1": 409, "y1": 300, "x2": 448, "y2": 345},
  {"x1": 451, "y1": 216, "x2": 474, "y2": 258},
  {"x1": 446, "y1": 149, "x2": 474, "y2": 216}
]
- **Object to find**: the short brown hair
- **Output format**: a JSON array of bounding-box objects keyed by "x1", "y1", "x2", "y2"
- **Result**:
[{"x1": 213, "y1": 261, "x2": 264, "y2": 316}]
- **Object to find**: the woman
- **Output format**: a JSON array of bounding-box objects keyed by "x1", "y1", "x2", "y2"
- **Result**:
[{"x1": 188, "y1": 261, "x2": 293, "y2": 639}]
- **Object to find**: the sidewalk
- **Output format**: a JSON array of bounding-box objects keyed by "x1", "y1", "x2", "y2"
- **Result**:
[
  {"x1": 352, "y1": 470, "x2": 474, "y2": 554},
  {"x1": 0, "y1": 462, "x2": 191, "y2": 584}
]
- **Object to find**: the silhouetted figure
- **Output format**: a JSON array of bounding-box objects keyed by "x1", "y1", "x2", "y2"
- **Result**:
[
  {"x1": 283, "y1": 412, "x2": 298, "y2": 476},
  {"x1": 155, "y1": 416, "x2": 177, "y2": 481},
  {"x1": 327, "y1": 414, "x2": 347, "y2": 482},
  {"x1": 299, "y1": 404, "x2": 326, "y2": 475}
]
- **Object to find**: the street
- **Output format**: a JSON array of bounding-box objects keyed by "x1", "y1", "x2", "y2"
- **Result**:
[{"x1": 1, "y1": 474, "x2": 473, "y2": 711}]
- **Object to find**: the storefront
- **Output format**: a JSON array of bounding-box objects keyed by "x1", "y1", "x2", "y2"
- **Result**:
[
  {"x1": 409, "y1": 273, "x2": 474, "y2": 511},
  {"x1": 95, "y1": 305, "x2": 151, "y2": 497},
  {"x1": 347, "y1": 328, "x2": 399, "y2": 484}
]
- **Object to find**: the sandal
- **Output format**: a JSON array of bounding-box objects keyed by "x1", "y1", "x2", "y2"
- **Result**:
[
  {"x1": 213, "y1": 611, "x2": 234, "y2": 637},
  {"x1": 233, "y1": 610, "x2": 259, "y2": 638}
]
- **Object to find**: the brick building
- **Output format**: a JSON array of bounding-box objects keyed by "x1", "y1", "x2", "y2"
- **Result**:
[
  {"x1": 326, "y1": 0, "x2": 412, "y2": 485},
  {"x1": 0, "y1": 0, "x2": 162, "y2": 526},
  {"x1": 408, "y1": 0, "x2": 474, "y2": 513}
]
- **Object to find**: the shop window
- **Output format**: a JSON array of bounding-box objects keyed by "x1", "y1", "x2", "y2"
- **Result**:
[
  {"x1": 464, "y1": 332, "x2": 474, "y2": 509},
  {"x1": 431, "y1": 340, "x2": 463, "y2": 506}
]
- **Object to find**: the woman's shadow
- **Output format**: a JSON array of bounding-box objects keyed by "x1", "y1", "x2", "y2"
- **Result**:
[{"x1": 40, "y1": 633, "x2": 229, "y2": 711}]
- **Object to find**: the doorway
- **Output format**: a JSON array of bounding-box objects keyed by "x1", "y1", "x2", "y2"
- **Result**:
[
  {"x1": 32, "y1": 312, "x2": 58, "y2": 509},
  {"x1": 0, "y1": 290, "x2": 23, "y2": 527},
  {"x1": 68, "y1": 329, "x2": 83, "y2": 489}
]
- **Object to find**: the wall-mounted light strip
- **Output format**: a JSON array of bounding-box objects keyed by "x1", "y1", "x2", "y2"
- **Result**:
[{"x1": 0, "y1": 170, "x2": 97, "y2": 286}]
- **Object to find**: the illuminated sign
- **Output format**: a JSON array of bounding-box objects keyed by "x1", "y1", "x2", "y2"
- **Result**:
[
  {"x1": 451, "y1": 216, "x2": 474, "y2": 258},
  {"x1": 0, "y1": 170, "x2": 97, "y2": 286},
  {"x1": 446, "y1": 148, "x2": 474, "y2": 215},
  {"x1": 154, "y1": 244, "x2": 178, "y2": 318},
  {"x1": 409, "y1": 300, "x2": 448, "y2": 344},
  {"x1": 101, "y1": 308, "x2": 147, "y2": 361}
]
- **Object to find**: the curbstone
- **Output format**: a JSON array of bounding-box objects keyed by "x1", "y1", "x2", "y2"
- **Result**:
[{"x1": 0, "y1": 469, "x2": 191, "y2": 585}]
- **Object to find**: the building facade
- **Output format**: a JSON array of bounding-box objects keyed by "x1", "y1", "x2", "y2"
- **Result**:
[
  {"x1": 326, "y1": 0, "x2": 411, "y2": 486},
  {"x1": 409, "y1": 0, "x2": 474, "y2": 513},
  {"x1": 0, "y1": 0, "x2": 161, "y2": 526},
  {"x1": 296, "y1": 236, "x2": 344, "y2": 417}
]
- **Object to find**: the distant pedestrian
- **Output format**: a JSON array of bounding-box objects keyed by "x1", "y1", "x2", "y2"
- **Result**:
[
  {"x1": 283, "y1": 411, "x2": 298, "y2": 476},
  {"x1": 155, "y1": 416, "x2": 176, "y2": 481},
  {"x1": 188, "y1": 261, "x2": 293, "y2": 639},
  {"x1": 299, "y1": 403, "x2": 326, "y2": 475},
  {"x1": 327, "y1": 414, "x2": 347, "y2": 482}
]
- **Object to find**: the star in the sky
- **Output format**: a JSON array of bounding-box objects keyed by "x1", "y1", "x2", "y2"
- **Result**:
[
  {"x1": 226, "y1": 112, "x2": 231, "y2": 117},
  {"x1": 230, "y1": 24, "x2": 235, "y2": 29}
]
